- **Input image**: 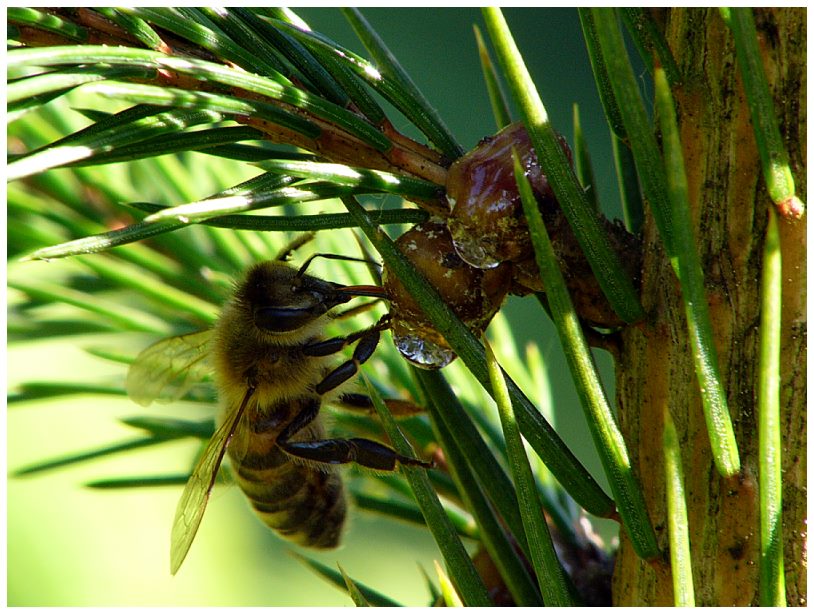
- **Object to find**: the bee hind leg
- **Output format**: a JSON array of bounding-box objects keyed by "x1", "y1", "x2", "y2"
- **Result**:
[
  {"x1": 275, "y1": 397, "x2": 431, "y2": 471},
  {"x1": 279, "y1": 436, "x2": 432, "y2": 471},
  {"x1": 334, "y1": 392, "x2": 424, "y2": 418}
]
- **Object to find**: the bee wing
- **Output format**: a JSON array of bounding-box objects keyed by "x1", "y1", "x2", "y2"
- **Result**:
[
  {"x1": 169, "y1": 386, "x2": 253, "y2": 575},
  {"x1": 126, "y1": 330, "x2": 213, "y2": 407}
]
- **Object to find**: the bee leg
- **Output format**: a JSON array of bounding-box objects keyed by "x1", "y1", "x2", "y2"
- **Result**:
[
  {"x1": 335, "y1": 392, "x2": 425, "y2": 418},
  {"x1": 280, "y1": 435, "x2": 432, "y2": 471},
  {"x1": 275, "y1": 398, "x2": 432, "y2": 471},
  {"x1": 333, "y1": 299, "x2": 382, "y2": 321},
  {"x1": 304, "y1": 322, "x2": 387, "y2": 396},
  {"x1": 302, "y1": 315, "x2": 389, "y2": 359},
  {"x1": 273, "y1": 231, "x2": 315, "y2": 261}
]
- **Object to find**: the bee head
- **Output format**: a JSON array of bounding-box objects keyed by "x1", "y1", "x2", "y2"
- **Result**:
[{"x1": 238, "y1": 261, "x2": 352, "y2": 334}]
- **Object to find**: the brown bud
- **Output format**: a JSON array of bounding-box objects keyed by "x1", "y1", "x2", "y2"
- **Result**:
[
  {"x1": 383, "y1": 222, "x2": 512, "y2": 368},
  {"x1": 445, "y1": 121, "x2": 570, "y2": 269}
]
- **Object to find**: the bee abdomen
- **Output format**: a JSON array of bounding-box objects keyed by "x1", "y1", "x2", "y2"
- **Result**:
[{"x1": 234, "y1": 447, "x2": 346, "y2": 549}]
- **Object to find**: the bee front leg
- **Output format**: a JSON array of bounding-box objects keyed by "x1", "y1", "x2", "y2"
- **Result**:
[{"x1": 304, "y1": 320, "x2": 387, "y2": 396}]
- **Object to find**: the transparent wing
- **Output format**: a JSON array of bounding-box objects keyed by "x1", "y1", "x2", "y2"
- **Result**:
[
  {"x1": 169, "y1": 387, "x2": 254, "y2": 575},
  {"x1": 126, "y1": 330, "x2": 213, "y2": 407}
]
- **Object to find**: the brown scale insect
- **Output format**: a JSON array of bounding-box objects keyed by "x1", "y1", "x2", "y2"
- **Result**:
[
  {"x1": 384, "y1": 121, "x2": 641, "y2": 368},
  {"x1": 383, "y1": 221, "x2": 513, "y2": 369}
]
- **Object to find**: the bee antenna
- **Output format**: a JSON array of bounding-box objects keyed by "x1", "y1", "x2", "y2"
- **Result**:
[
  {"x1": 274, "y1": 232, "x2": 316, "y2": 262},
  {"x1": 296, "y1": 253, "x2": 382, "y2": 279}
]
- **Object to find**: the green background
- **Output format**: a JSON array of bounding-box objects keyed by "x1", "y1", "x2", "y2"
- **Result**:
[{"x1": 8, "y1": 8, "x2": 620, "y2": 606}]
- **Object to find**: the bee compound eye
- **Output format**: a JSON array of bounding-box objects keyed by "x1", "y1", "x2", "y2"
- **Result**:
[{"x1": 254, "y1": 306, "x2": 322, "y2": 332}]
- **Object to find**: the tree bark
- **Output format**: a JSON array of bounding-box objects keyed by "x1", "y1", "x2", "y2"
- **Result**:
[{"x1": 613, "y1": 8, "x2": 806, "y2": 606}]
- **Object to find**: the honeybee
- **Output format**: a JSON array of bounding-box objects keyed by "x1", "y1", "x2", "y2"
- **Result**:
[{"x1": 127, "y1": 249, "x2": 431, "y2": 574}]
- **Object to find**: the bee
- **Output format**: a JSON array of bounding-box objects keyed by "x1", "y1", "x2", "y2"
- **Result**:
[{"x1": 127, "y1": 248, "x2": 431, "y2": 574}]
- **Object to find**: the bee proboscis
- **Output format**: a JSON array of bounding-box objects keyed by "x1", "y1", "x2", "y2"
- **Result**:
[{"x1": 126, "y1": 251, "x2": 431, "y2": 574}]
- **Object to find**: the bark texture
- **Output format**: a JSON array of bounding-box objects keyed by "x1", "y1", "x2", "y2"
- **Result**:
[{"x1": 613, "y1": 8, "x2": 806, "y2": 606}]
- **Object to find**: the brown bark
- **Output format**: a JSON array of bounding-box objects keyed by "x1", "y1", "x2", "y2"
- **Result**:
[{"x1": 614, "y1": 8, "x2": 806, "y2": 606}]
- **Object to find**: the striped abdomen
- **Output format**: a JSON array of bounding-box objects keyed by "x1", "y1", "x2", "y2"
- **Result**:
[{"x1": 228, "y1": 396, "x2": 346, "y2": 549}]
